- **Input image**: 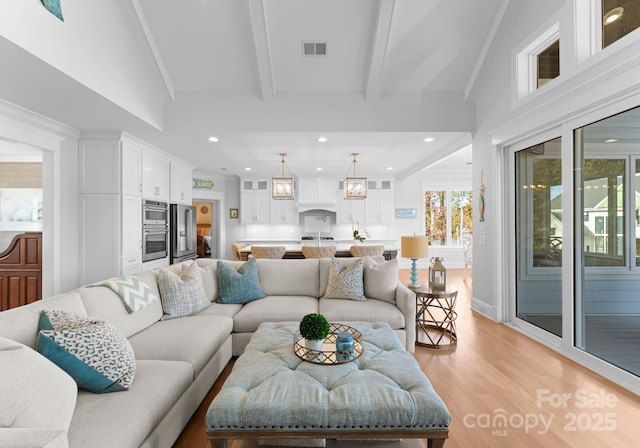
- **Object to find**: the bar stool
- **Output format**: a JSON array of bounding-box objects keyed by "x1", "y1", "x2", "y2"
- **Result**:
[
  {"x1": 250, "y1": 245, "x2": 287, "y2": 259},
  {"x1": 230, "y1": 242, "x2": 247, "y2": 261},
  {"x1": 301, "y1": 246, "x2": 337, "y2": 259},
  {"x1": 349, "y1": 245, "x2": 384, "y2": 257}
]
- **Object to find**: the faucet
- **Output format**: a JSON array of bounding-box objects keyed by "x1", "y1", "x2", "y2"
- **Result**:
[{"x1": 317, "y1": 228, "x2": 321, "y2": 246}]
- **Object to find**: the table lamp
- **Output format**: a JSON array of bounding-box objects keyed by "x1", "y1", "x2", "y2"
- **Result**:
[{"x1": 401, "y1": 236, "x2": 429, "y2": 288}]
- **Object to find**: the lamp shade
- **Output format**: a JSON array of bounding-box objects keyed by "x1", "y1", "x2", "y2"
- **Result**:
[{"x1": 401, "y1": 236, "x2": 429, "y2": 259}]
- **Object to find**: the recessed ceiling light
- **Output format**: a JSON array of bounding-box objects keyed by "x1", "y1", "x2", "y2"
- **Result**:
[
  {"x1": 245, "y1": 167, "x2": 252, "y2": 171},
  {"x1": 318, "y1": 137, "x2": 327, "y2": 143},
  {"x1": 605, "y1": 138, "x2": 618, "y2": 143},
  {"x1": 387, "y1": 166, "x2": 393, "y2": 170},
  {"x1": 208, "y1": 136, "x2": 219, "y2": 142},
  {"x1": 424, "y1": 137, "x2": 435, "y2": 143},
  {"x1": 604, "y1": 7, "x2": 624, "y2": 25},
  {"x1": 316, "y1": 167, "x2": 323, "y2": 171}
]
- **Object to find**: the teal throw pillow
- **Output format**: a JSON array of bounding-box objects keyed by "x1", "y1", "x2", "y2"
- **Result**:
[
  {"x1": 217, "y1": 258, "x2": 265, "y2": 304},
  {"x1": 36, "y1": 310, "x2": 136, "y2": 393}
]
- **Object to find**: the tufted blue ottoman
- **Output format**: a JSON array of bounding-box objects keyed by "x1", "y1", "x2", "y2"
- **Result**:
[{"x1": 206, "y1": 322, "x2": 450, "y2": 448}]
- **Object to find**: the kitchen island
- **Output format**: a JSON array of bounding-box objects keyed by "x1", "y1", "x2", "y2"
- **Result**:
[{"x1": 237, "y1": 243, "x2": 398, "y2": 261}]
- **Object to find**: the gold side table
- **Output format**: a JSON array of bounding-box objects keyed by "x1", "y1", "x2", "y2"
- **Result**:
[{"x1": 412, "y1": 285, "x2": 458, "y2": 349}]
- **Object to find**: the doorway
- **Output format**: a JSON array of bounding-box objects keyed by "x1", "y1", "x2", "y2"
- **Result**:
[{"x1": 194, "y1": 200, "x2": 219, "y2": 258}]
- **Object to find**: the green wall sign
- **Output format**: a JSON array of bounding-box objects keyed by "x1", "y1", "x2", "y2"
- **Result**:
[{"x1": 192, "y1": 178, "x2": 214, "y2": 190}]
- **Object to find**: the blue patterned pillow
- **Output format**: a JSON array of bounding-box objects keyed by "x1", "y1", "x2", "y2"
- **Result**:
[
  {"x1": 36, "y1": 310, "x2": 136, "y2": 393},
  {"x1": 217, "y1": 258, "x2": 265, "y2": 304},
  {"x1": 322, "y1": 258, "x2": 366, "y2": 301}
]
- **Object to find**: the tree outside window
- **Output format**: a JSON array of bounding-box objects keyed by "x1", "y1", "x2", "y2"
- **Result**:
[{"x1": 425, "y1": 190, "x2": 473, "y2": 246}]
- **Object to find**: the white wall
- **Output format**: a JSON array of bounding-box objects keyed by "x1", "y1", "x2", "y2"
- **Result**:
[
  {"x1": 0, "y1": 0, "x2": 164, "y2": 128},
  {"x1": 472, "y1": 0, "x2": 640, "y2": 321}
]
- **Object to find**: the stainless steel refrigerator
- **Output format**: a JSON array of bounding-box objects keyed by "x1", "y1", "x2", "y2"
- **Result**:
[{"x1": 170, "y1": 204, "x2": 197, "y2": 263}]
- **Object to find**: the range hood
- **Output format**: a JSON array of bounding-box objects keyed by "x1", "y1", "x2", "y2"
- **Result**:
[{"x1": 298, "y1": 202, "x2": 337, "y2": 213}]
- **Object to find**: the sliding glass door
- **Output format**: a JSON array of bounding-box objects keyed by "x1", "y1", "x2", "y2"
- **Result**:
[
  {"x1": 515, "y1": 137, "x2": 563, "y2": 337},
  {"x1": 575, "y1": 107, "x2": 640, "y2": 377}
]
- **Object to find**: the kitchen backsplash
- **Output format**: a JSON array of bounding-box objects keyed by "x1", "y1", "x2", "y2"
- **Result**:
[{"x1": 241, "y1": 222, "x2": 392, "y2": 241}]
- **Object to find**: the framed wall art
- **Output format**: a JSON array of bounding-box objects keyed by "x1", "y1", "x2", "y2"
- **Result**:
[
  {"x1": 395, "y1": 208, "x2": 417, "y2": 219},
  {"x1": 229, "y1": 208, "x2": 239, "y2": 219}
]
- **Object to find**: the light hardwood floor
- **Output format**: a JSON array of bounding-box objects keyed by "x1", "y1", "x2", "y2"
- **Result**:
[{"x1": 173, "y1": 269, "x2": 640, "y2": 448}]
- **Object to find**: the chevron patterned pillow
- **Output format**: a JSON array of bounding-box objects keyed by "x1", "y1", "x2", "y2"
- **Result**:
[{"x1": 102, "y1": 276, "x2": 159, "y2": 313}]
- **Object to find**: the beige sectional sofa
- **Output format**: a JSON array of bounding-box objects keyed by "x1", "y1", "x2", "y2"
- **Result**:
[{"x1": 0, "y1": 256, "x2": 415, "y2": 448}]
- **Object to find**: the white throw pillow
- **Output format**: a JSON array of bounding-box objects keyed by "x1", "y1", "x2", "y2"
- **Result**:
[
  {"x1": 322, "y1": 258, "x2": 366, "y2": 301},
  {"x1": 157, "y1": 261, "x2": 209, "y2": 319},
  {"x1": 363, "y1": 257, "x2": 398, "y2": 303}
]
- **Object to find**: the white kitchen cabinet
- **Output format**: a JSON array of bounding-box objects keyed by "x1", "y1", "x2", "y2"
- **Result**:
[
  {"x1": 270, "y1": 197, "x2": 299, "y2": 224},
  {"x1": 170, "y1": 160, "x2": 193, "y2": 204},
  {"x1": 79, "y1": 138, "x2": 141, "y2": 196},
  {"x1": 78, "y1": 194, "x2": 142, "y2": 285},
  {"x1": 241, "y1": 179, "x2": 270, "y2": 224},
  {"x1": 142, "y1": 149, "x2": 169, "y2": 200},
  {"x1": 298, "y1": 177, "x2": 336, "y2": 204},
  {"x1": 122, "y1": 195, "x2": 142, "y2": 257},
  {"x1": 336, "y1": 196, "x2": 366, "y2": 224},
  {"x1": 365, "y1": 180, "x2": 394, "y2": 223}
]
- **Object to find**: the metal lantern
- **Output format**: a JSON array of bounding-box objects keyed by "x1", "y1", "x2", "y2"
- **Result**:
[{"x1": 429, "y1": 257, "x2": 446, "y2": 289}]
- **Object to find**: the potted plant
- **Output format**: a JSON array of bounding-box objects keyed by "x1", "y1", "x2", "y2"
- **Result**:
[{"x1": 299, "y1": 313, "x2": 330, "y2": 351}]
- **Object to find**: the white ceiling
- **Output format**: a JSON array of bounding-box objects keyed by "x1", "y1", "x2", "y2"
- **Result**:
[
  {"x1": 0, "y1": 0, "x2": 508, "y2": 176},
  {"x1": 132, "y1": 0, "x2": 501, "y2": 177}
]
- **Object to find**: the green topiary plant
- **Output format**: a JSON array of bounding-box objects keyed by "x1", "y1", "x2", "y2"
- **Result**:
[{"x1": 299, "y1": 313, "x2": 330, "y2": 341}]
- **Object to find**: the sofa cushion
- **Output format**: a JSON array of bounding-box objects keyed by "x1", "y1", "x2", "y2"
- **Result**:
[
  {"x1": 77, "y1": 276, "x2": 163, "y2": 339},
  {"x1": 158, "y1": 261, "x2": 209, "y2": 319},
  {"x1": 319, "y1": 298, "x2": 406, "y2": 330},
  {"x1": 100, "y1": 276, "x2": 159, "y2": 312},
  {"x1": 322, "y1": 258, "x2": 366, "y2": 301},
  {"x1": 363, "y1": 257, "x2": 398, "y2": 303},
  {"x1": 0, "y1": 336, "x2": 77, "y2": 435},
  {"x1": 256, "y1": 258, "x2": 320, "y2": 297},
  {"x1": 36, "y1": 310, "x2": 136, "y2": 393},
  {"x1": 0, "y1": 292, "x2": 86, "y2": 348},
  {"x1": 128, "y1": 314, "x2": 233, "y2": 379},
  {"x1": 67, "y1": 359, "x2": 192, "y2": 448},
  {"x1": 217, "y1": 258, "x2": 265, "y2": 304},
  {"x1": 0, "y1": 429, "x2": 68, "y2": 448},
  {"x1": 232, "y1": 295, "x2": 319, "y2": 333},
  {"x1": 196, "y1": 302, "x2": 243, "y2": 319}
]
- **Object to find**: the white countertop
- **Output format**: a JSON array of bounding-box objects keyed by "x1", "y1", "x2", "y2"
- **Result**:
[{"x1": 238, "y1": 242, "x2": 399, "y2": 252}]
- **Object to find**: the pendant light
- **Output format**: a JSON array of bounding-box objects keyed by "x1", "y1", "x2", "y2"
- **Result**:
[
  {"x1": 343, "y1": 153, "x2": 367, "y2": 199},
  {"x1": 272, "y1": 153, "x2": 295, "y2": 200}
]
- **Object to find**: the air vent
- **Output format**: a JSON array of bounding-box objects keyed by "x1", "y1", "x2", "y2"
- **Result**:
[{"x1": 302, "y1": 41, "x2": 327, "y2": 56}]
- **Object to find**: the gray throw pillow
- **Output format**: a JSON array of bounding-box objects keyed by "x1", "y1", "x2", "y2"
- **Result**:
[
  {"x1": 157, "y1": 261, "x2": 209, "y2": 320},
  {"x1": 363, "y1": 257, "x2": 398, "y2": 303},
  {"x1": 322, "y1": 258, "x2": 366, "y2": 301}
]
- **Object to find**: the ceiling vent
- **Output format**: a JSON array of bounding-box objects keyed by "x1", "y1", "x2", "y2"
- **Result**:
[{"x1": 302, "y1": 41, "x2": 327, "y2": 56}]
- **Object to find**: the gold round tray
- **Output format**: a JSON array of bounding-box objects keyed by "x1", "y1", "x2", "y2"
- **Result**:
[{"x1": 294, "y1": 323, "x2": 363, "y2": 365}]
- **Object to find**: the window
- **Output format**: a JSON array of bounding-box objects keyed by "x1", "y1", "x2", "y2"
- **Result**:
[
  {"x1": 425, "y1": 190, "x2": 472, "y2": 246},
  {"x1": 516, "y1": 22, "x2": 560, "y2": 99},
  {"x1": 602, "y1": 0, "x2": 640, "y2": 48},
  {"x1": 0, "y1": 188, "x2": 42, "y2": 230},
  {"x1": 537, "y1": 40, "x2": 559, "y2": 88}
]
